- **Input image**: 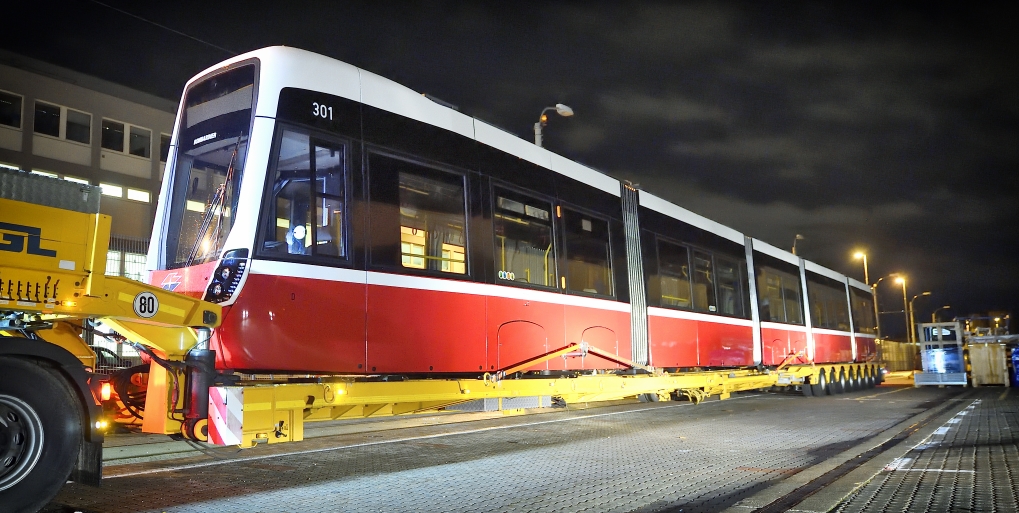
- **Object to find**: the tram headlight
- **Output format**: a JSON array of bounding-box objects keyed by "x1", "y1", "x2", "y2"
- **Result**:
[{"x1": 204, "y1": 248, "x2": 248, "y2": 304}]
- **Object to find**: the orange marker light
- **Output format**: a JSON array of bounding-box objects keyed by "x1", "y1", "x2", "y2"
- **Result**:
[{"x1": 100, "y1": 382, "x2": 112, "y2": 402}]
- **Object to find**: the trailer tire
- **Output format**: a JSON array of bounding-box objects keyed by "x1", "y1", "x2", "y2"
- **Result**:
[
  {"x1": 810, "y1": 371, "x2": 827, "y2": 396},
  {"x1": 802, "y1": 380, "x2": 814, "y2": 397},
  {"x1": 0, "y1": 357, "x2": 82, "y2": 513},
  {"x1": 827, "y1": 369, "x2": 842, "y2": 395}
]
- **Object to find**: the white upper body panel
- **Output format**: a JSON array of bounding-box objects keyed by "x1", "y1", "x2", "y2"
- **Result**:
[
  {"x1": 804, "y1": 260, "x2": 848, "y2": 284},
  {"x1": 750, "y1": 238, "x2": 800, "y2": 266},
  {"x1": 207, "y1": 46, "x2": 620, "y2": 196},
  {"x1": 847, "y1": 277, "x2": 869, "y2": 292},
  {"x1": 639, "y1": 192, "x2": 745, "y2": 245}
]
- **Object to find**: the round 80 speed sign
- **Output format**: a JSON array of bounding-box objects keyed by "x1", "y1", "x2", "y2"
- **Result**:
[{"x1": 133, "y1": 291, "x2": 159, "y2": 318}]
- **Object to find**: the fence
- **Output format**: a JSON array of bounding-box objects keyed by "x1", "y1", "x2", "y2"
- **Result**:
[
  {"x1": 877, "y1": 339, "x2": 919, "y2": 371},
  {"x1": 105, "y1": 235, "x2": 149, "y2": 282}
]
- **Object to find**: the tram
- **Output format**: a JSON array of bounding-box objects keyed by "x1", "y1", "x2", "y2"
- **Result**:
[{"x1": 147, "y1": 46, "x2": 876, "y2": 375}]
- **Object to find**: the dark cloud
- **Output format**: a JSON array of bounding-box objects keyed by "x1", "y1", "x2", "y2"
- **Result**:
[{"x1": 5, "y1": 0, "x2": 1016, "y2": 334}]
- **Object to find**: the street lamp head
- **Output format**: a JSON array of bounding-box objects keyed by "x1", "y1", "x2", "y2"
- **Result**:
[
  {"x1": 555, "y1": 103, "x2": 574, "y2": 117},
  {"x1": 795, "y1": 234, "x2": 805, "y2": 241},
  {"x1": 894, "y1": 276, "x2": 905, "y2": 285},
  {"x1": 922, "y1": 291, "x2": 931, "y2": 297},
  {"x1": 853, "y1": 251, "x2": 866, "y2": 260}
]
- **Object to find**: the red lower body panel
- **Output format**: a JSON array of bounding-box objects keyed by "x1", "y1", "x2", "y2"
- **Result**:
[
  {"x1": 813, "y1": 332, "x2": 853, "y2": 363},
  {"x1": 761, "y1": 326, "x2": 809, "y2": 365},
  {"x1": 214, "y1": 274, "x2": 367, "y2": 372},
  {"x1": 855, "y1": 335, "x2": 876, "y2": 362},
  {"x1": 212, "y1": 271, "x2": 632, "y2": 374},
  {"x1": 647, "y1": 315, "x2": 699, "y2": 367}
]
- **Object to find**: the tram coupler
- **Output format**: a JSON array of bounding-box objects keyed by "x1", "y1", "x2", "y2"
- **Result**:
[{"x1": 183, "y1": 335, "x2": 216, "y2": 441}]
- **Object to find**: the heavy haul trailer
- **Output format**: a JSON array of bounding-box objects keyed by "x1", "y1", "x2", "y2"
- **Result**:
[
  {"x1": 0, "y1": 169, "x2": 222, "y2": 512},
  {"x1": 0, "y1": 169, "x2": 881, "y2": 512}
]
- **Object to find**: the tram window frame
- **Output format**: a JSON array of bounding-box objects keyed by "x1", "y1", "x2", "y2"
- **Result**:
[
  {"x1": 491, "y1": 183, "x2": 558, "y2": 290},
  {"x1": 714, "y1": 255, "x2": 745, "y2": 317},
  {"x1": 367, "y1": 149, "x2": 471, "y2": 278},
  {"x1": 806, "y1": 274, "x2": 851, "y2": 331},
  {"x1": 257, "y1": 124, "x2": 351, "y2": 263},
  {"x1": 756, "y1": 264, "x2": 805, "y2": 326},
  {"x1": 850, "y1": 288, "x2": 876, "y2": 334},
  {"x1": 560, "y1": 204, "x2": 614, "y2": 298},
  {"x1": 655, "y1": 237, "x2": 693, "y2": 310}
]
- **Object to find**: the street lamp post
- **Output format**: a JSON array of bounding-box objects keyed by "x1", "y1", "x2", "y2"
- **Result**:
[
  {"x1": 854, "y1": 251, "x2": 881, "y2": 337},
  {"x1": 895, "y1": 277, "x2": 909, "y2": 343},
  {"x1": 871, "y1": 272, "x2": 901, "y2": 340},
  {"x1": 909, "y1": 291, "x2": 931, "y2": 344},
  {"x1": 533, "y1": 104, "x2": 574, "y2": 147},
  {"x1": 792, "y1": 234, "x2": 805, "y2": 255},
  {"x1": 932, "y1": 305, "x2": 951, "y2": 323}
]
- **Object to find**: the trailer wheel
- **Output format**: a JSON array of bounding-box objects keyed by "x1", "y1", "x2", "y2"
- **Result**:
[
  {"x1": 0, "y1": 357, "x2": 82, "y2": 513},
  {"x1": 801, "y1": 379, "x2": 814, "y2": 397},
  {"x1": 847, "y1": 368, "x2": 859, "y2": 392},
  {"x1": 827, "y1": 369, "x2": 842, "y2": 395},
  {"x1": 865, "y1": 367, "x2": 876, "y2": 388},
  {"x1": 810, "y1": 371, "x2": 827, "y2": 396}
]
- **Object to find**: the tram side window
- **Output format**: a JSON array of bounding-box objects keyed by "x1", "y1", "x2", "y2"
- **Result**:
[
  {"x1": 715, "y1": 256, "x2": 743, "y2": 317},
  {"x1": 657, "y1": 239, "x2": 692, "y2": 308},
  {"x1": 399, "y1": 169, "x2": 466, "y2": 274},
  {"x1": 692, "y1": 251, "x2": 716, "y2": 313},
  {"x1": 758, "y1": 267, "x2": 803, "y2": 325},
  {"x1": 808, "y1": 280, "x2": 850, "y2": 331},
  {"x1": 493, "y1": 188, "x2": 556, "y2": 287},
  {"x1": 262, "y1": 129, "x2": 346, "y2": 258},
  {"x1": 850, "y1": 289, "x2": 876, "y2": 334},
  {"x1": 562, "y1": 209, "x2": 612, "y2": 296}
]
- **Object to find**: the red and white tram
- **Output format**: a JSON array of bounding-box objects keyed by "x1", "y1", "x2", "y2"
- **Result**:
[{"x1": 148, "y1": 47, "x2": 876, "y2": 376}]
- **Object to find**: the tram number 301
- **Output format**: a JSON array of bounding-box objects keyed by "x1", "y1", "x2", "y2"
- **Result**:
[{"x1": 312, "y1": 102, "x2": 333, "y2": 120}]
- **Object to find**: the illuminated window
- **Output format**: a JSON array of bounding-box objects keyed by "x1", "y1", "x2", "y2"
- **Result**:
[
  {"x1": 757, "y1": 267, "x2": 803, "y2": 325},
  {"x1": 398, "y1": 171, "x2": 466, "y2": 274},
  {"x1": 400, "y1": 226, "x2": 426, "y2": 268},
  {"x1": 30, "y1": 170, "x2": 58, "y2": 178},
  {"x1": 562, "y1": 208, "x2": 612, "y2": 296},
  {"x1": 657, "y1": 239, "x2": 691, "y2": 308},
  {"x1": 715, "y1": 256, "x2": 744, "y2": 317},
  {"x1": 692, "y1": 251, "x2": 716, "y2": 312},
  {"x1": 493, "y1": 188, "x2": 555, "y2": 287},
  {"x1": 63, "y1": 176, "x2": 89, "y2": 184},
  {"x1": 127, "y1": 188, "x2": 151, "y2": 203},
  {"x1": 261, "y1": 128, "x2": 346, "y2": 258},
  {"x1": 100, "y1": 183, "x2": 123, "y2": 197}
]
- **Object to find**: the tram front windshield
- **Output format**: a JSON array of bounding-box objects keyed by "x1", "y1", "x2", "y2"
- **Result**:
[{"x1": 163, "y1": 64, "x2": 256, "y2": 269}]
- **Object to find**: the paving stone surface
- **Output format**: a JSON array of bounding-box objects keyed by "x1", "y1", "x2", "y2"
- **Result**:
[
  {"x1": 835, "y1": 388, "x2": 1019, "y2": 513},
  {"x1": 41, "y1": 384, "x2": 993, "y2": 513}
]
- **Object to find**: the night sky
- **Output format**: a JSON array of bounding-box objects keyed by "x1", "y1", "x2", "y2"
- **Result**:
[{"x1": 7, "y1": 1, "x2": 1017, "y2": 336}]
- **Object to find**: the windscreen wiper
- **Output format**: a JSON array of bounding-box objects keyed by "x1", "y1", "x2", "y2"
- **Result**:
[{"x1": 184, "y1": 137, "x2": 241, "y2": 267}]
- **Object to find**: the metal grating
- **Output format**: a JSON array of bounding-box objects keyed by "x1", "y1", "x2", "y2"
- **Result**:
[
  {"x1": 914, "y1": 372, "x2": 968, "y2": 386},
  {"x1": 0, "y1": 167, "x2": 100, "y2": 213}
]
